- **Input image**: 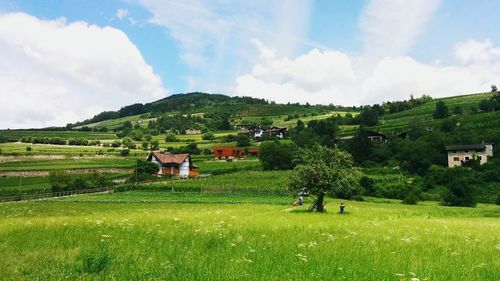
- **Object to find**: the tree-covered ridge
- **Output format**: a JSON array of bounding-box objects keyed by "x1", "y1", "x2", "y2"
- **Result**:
[{"x1": 67, "y1": 92, "x2": 350, "y2": 129}]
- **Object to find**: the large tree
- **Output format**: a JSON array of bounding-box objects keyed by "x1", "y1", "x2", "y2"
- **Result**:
[{"x1": 288, "y1": 145, "x2": 359, "y2": 212}]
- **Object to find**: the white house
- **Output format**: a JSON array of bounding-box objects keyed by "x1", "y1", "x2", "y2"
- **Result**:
[{"x1": 445, "y1": 143, "x2": 493, "y2": 167}]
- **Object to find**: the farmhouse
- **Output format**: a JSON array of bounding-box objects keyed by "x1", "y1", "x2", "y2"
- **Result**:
[
  {"x1": 213, "y1": 146, "x2": 260, "y2": 159},
  {"x1": 445, "y1": 143, "x2": 493, "y2": 167},
  {"x1": 146, "y1": 151, "x2": 199, "y2": 177},
  {"x1": 365, "y1": 131, "x2": 388, "y2": 143}
]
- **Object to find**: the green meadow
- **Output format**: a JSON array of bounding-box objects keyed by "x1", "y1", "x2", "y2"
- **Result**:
[{"x1": 0, "y1": 193, "x2": 498, "y2": 280}]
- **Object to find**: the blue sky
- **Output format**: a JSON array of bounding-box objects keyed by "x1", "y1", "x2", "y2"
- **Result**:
[{"x1": 1, "y1": 0, "x2": 499, "y2": 128}]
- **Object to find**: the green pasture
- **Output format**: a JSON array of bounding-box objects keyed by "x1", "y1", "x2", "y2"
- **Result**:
[
  {"x1": 0, "y1": 173, "x2": 128, "y2": 197},
  {"x1": 0, "y1": 194, "x2": 498, "y2": 280},
  {"x1": 143, "y1": 170, "x2": 289, "y2": 194},
  {"x1": 0, "y1": 158, "x2": 136, "y2": 172},
  {"x1": 0, "y1": 130, "x2": 117, "y2": 141},
  {"x1": 0, "y1": 142, "x2": 149, "y2": 156}
]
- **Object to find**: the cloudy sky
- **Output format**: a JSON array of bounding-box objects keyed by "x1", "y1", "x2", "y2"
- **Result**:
[{"x1": 1, "y1": 0, "x2": 499, "y2": 128}]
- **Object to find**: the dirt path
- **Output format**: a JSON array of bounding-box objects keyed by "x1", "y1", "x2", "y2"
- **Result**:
[{"x1": 0, "y1": 168, "x2": 133, "y2": 177}]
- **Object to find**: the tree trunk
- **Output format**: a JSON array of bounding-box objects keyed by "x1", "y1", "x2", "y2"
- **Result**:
[{"x1": 316, "y1": 192, "x2": 325, "y2": 212}]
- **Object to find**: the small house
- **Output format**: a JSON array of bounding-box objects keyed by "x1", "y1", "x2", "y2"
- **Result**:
[
  {"x1": 185, "y1": 129, "x2": 201, "y2": 135},
  {"x1": 365, "y1": 131, "x2": 388, "y2": 143},
  {"x1": 147, "y1": 151, "x2": 199, "y2": 177},
  {"x1": 445, "y1": 143, "x2": 493, "y2": 167},
  {"x1": 264, "y1": 127, "x2": 287, "y2": 139}
]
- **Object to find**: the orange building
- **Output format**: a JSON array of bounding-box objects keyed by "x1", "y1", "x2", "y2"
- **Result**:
[{"x1": 213, "y1": 146, "x2": 259, "y2": 159}]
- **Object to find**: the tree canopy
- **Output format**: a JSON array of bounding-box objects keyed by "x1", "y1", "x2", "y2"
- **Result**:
[{"x1": 288, "y1": 145, "x2": 359, "y2": 212}]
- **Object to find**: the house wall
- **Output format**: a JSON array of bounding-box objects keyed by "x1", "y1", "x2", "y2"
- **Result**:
[
  {"x1": 179, "y1": 159, "x2": 190, "y2": 177},
  {"x1": 213, "y1": 147, "x2": 243, "y2": 158},
  {"x1": 447, "y1": 149, "x2": 491, "y2": 167}
]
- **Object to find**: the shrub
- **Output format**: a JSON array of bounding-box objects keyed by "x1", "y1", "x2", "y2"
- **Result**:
[
  {"x1": 359, "y1": 176, "x2": 375, "y2": 195},
  {"x1": 120, "y1": 149, "x2": 130, "y2": 156},
  {"x1": 165, "y1": 133, "x2": 177, "y2": 142},
  {"x1": 496, "y1": 194, "x2": 500, "y2": 205},
  {"x1": 402, "y1": 192, "x2": 418, "y2": 205},
  {"x1": 202, "y1": 132, "x2": 215, "y2": 140},
  {"x1": 236, "y1": 135, "x2": 251, "y2": 147},
  {"x1": 440, "y1": 168, "x2": 477, "y2": 207},
  {"x1": 111, "y1": 140, "x2": 121, "y2": 148},
  {"x1": 26, "y1": 146, "x2": 32, "y2": 152}
]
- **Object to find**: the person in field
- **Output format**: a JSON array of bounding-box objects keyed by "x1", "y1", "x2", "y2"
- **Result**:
[
  {"x1": 292, "y1": 195, "x2": 304, "y2": 206},
  {"x1": 339, "y1": 202, "x2": 345, "y2": 214}
]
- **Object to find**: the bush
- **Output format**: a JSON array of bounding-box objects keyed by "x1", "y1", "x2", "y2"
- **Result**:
[
  {"x1": 352, "y1": 194, "x2": 364, "y2": 201},
  {"x1": 236, "y1": 135, "x2": 251, "y2": 147},
  {"x1": 496, "y1": 194, "x2": 500, "y2": 205},
  {"x1": 165, "y1": 133, "x2": 177, "y2": 142},
  {"x1": 120, "y1": 149, "x2": 130, "y2": 156},
  {"x1": 402, "y1": 192, "x2": 418, "y2": 205},
  {"x1": 26, "y1": 146, "x2": 32, "y2": 152},
  {"x1": 121, "y1": 137, "x2": 135, "y2": 149},
  {"x1": 202, "y1": 132, "x2": 215, "y2": 140},
  {"x1": 359, "y1": 176, "x2": 375, "y2": 195}
]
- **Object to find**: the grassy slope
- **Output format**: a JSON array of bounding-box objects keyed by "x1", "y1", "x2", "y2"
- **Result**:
[
  {"x1": 0, "y1": 195, "x2": 498, "y2": 280},
  {"x1": 374, "y1": 92, "x2": 498, "y2": 135}
]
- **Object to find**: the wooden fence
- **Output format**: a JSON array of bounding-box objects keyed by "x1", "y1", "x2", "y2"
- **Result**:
[{"x1": 0, "y1": 187, "x2": 113, "y2": 203}]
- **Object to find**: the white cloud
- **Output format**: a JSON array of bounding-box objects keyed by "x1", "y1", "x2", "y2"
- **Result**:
[
  {"x1": 0, "y1": 12, "x2": 166, "y2": 129},
  {"x1": 360, "y1": 0, "x2": 442, "y2": 57},
  {"x1": 116, "y1": 8, "x2": 128, "y2": 20},
  {"x1": 236, "y1": 40, "x2": 358, "y2": 105},
  {"x1": 138, "y1": 0, "x2": 313, "y2": 91},
  {"x1": 235, "y1": 39, "x2": 500, "y2": 106},
  {"x1": 454, "y1": 39, "x2": 500, "y2": 64}
]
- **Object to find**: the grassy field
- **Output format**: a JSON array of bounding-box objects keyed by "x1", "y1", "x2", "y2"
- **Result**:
[
  {"x1": 0, "y1": 173, "x2": 128, "y2": 197},
  {"x1": 0, "y1": 193, "x2": 498, "y2": 280},
  {"x1": 0, "y1": 130, "x2": 118, "y2": 141},
  {"x1": 0, "y1": 157, "x2": 136, "y2": 172},
  {"x1": 142, "y1": 170, "x2": 289, "y2": 194},
  {"x1": 0, "y1": 142, "x2": 150, "y2": 156}
]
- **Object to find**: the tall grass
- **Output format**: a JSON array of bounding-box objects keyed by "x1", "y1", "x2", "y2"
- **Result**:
[{"x1": 0, "y1": 197, "x2": 498, "y2": 280}]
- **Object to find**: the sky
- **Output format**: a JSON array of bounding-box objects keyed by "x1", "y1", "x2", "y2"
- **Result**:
[{"x1": 0, "y1": 0, "x2": 499, "y2": 129}]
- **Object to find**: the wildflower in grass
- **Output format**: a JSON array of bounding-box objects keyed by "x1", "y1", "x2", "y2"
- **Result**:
[
  {"x1": 295, "y1": 253, "x2": 308, "y2": 262},
  {"x1": 496, "y1": 243, "x2": 500, "y2": 250},
  {"x1": 101, "y1": 234, "x2": 111, "y2": 238},
  {"x1": 307, "y1": 241, "x2": 317, "y2": 248},
  {"x1": 394, "y1": 273, "x2": 404, "y2": 277}
]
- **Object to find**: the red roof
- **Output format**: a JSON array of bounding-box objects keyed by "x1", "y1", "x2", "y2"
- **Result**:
[{"x1": 150, "y1": 152, "x2": 189, "y2": 164}]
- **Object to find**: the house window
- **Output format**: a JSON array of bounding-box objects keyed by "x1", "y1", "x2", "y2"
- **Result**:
[
  {"x1": 477, "y1": 156, "x2": 482, "y2": 160},
  {"x1": 464, "y1": 156, "x2": 470, "y2": 161},
  {"x1": 453, "y1": 157, "x2": 459, "y2": 162},
  {"x1": 452, "y1": 150, "x2": 457, "y2": 153},
  {"x1": 464, "y1": 150, "x2": 469, "y2": 153}
]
